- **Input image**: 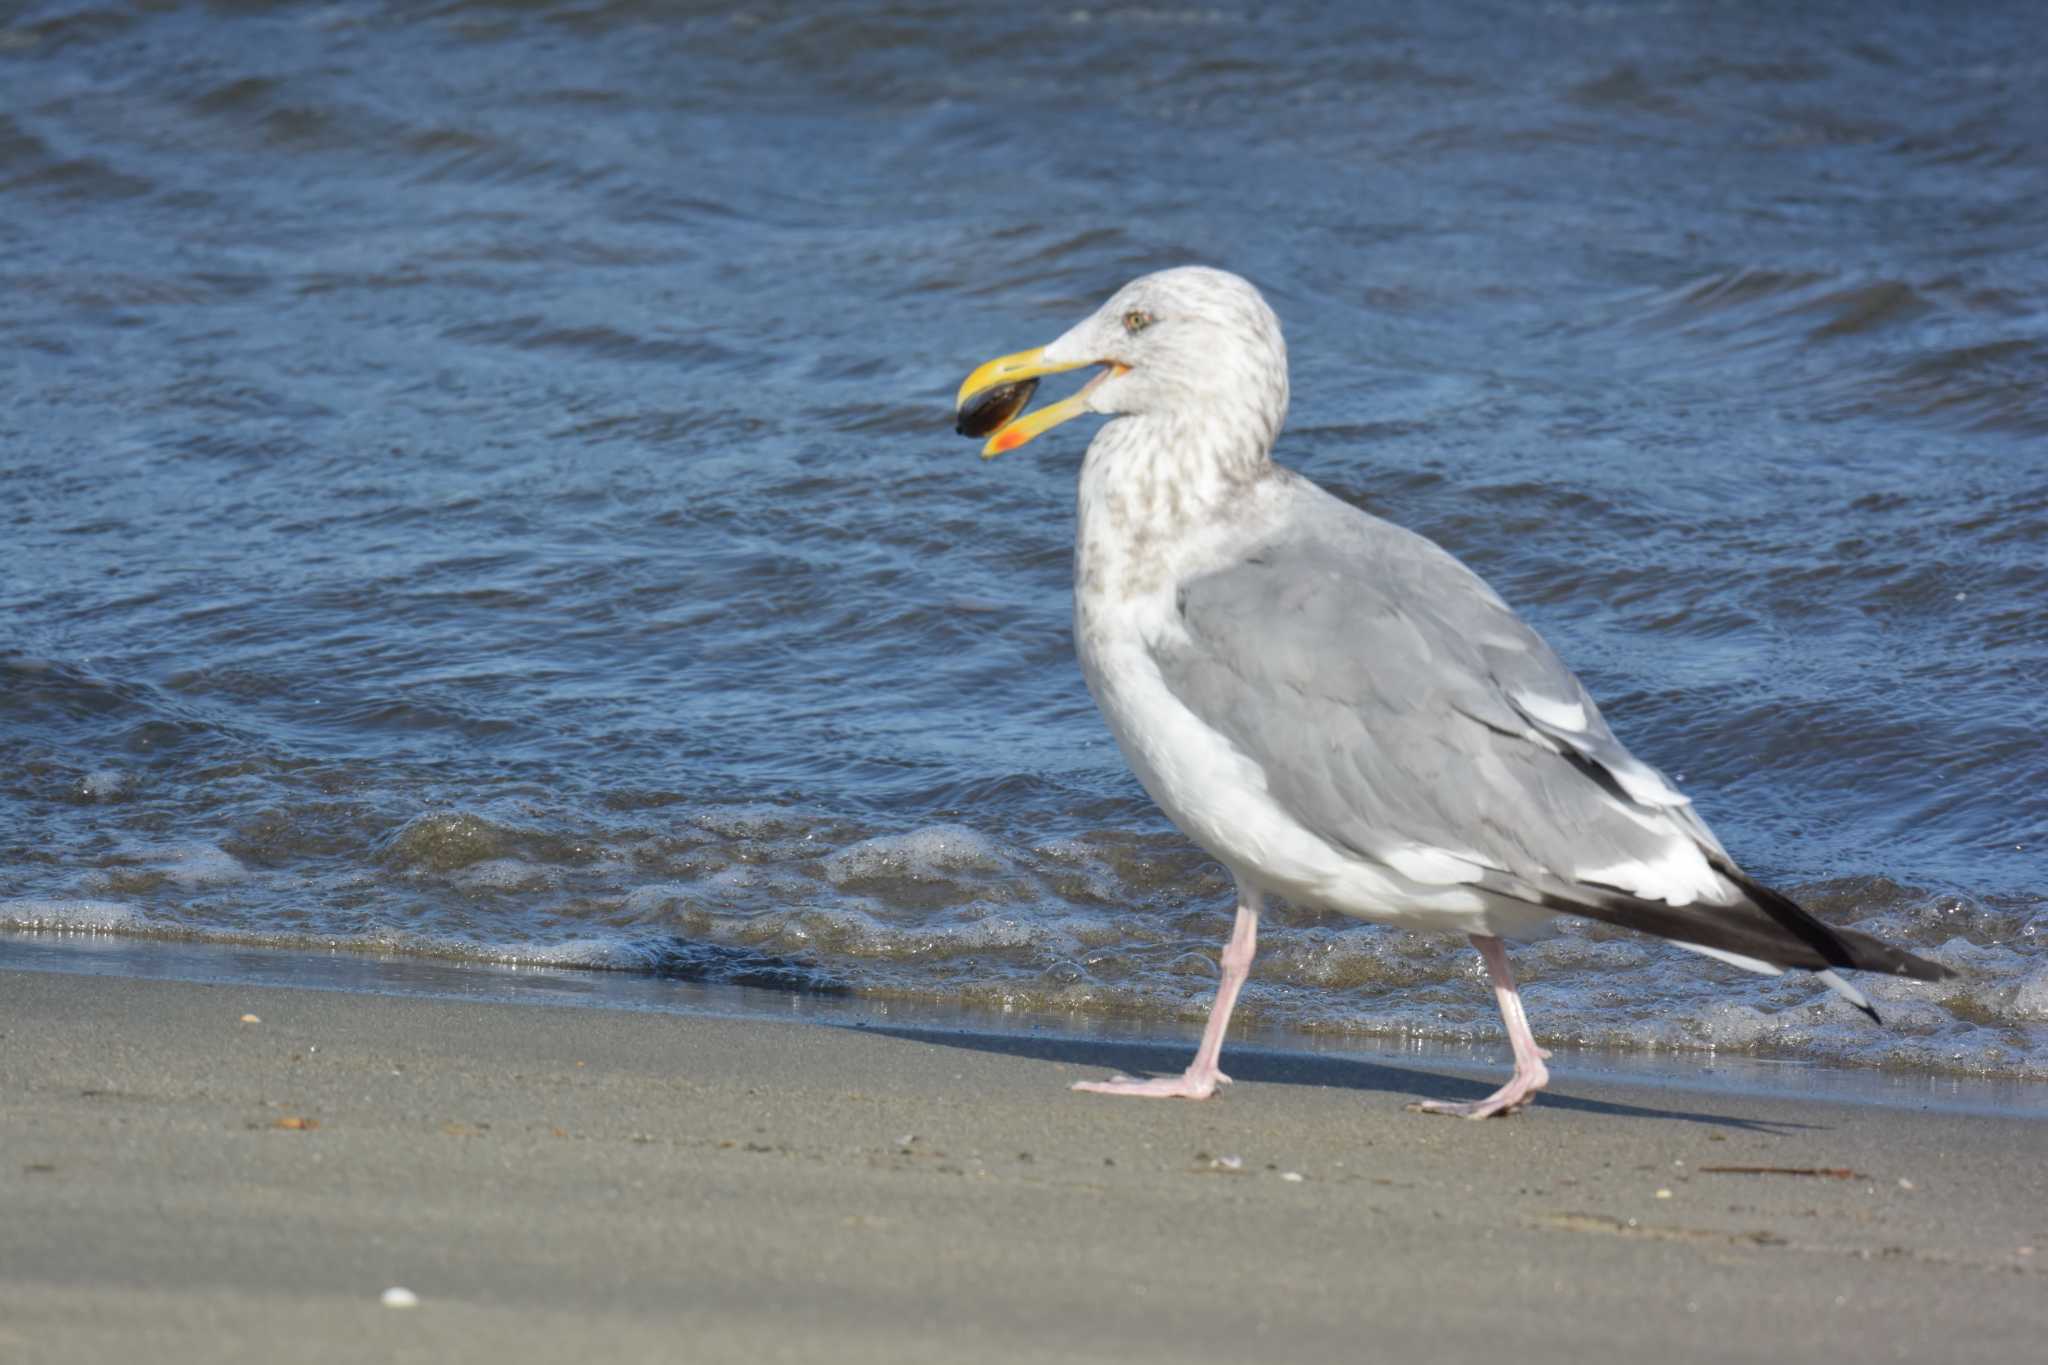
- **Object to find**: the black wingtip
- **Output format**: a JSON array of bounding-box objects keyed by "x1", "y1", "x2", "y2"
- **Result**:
[{"x1": 1712, "y1": 860, "x2": 1954, "y2": 984}]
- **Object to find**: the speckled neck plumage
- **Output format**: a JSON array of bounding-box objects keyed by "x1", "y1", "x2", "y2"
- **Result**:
[{"x1": 1074, "y1": 393, "x2": 1284, "y2": 605}]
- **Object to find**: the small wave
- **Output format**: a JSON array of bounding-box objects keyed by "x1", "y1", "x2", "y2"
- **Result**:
[
  {"x1": 1863, "y1": 339, "x2": 2048, "y2": 434},
  {"x1": 442, "y1": 316, "x2": 741, "y2": 369},
  {"x1": 1643, "y1": 267, "x2": 1935, "y2": 343},
  {"x1": 1566, "y1": 65, "x2": 1688, "y2": 117},
  {"x1": 4, "y1": 151, "x2": 153, "y2": 201},
  {"x1": 379, "y1": 811, "x2": 600, "y2": 877},
  {"x1": 1627, "y1": 268, "x2": 2048, "y2": 435},
  {"x1": 824, "y1": 824, "x2": 1008, "y2": 885},
  {"x1": 81, "y1": 842, "x2": 252, "y2": 897},
  {"x1": 382, "y1": 811, "x2": 510, "y2": 872},
  {"x1": 454, "y1": 858, "x2": 557, "y2": 893}
]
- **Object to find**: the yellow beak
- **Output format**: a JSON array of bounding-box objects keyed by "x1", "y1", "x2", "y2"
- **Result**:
[{"x1": 954, "y1": 346, "x2": 1117, "y2": 459}]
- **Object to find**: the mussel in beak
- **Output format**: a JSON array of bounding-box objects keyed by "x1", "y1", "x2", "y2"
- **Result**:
[{"x1": 954, "y1": 378, "x2": 1040, "y2": 439}]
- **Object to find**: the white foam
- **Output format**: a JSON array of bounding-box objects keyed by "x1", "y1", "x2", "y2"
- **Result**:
[
  {"x1": 949, "y1": 915, "x2": 1042, "y2": 949},
  {"x1": 358, "y1": 927, "x2": 648, "y2": 971},
  {"x1": 496, "y1": 937, "x2": 648, "y2": 969},
  {"x1": 0, "y1": 899, "x2": 144, "y2": 932},
  {"x1": 1026, "y1": 840, "x2": 1125, "y2": 903},
  {"x1": 719, "y1": 901, "x2": 1050, "y2": 963},
  {"x1": 824, "y1": 824, "x2": 1005, "y2": 884},
  {"x1": 155, "y1": 844, "x2": 249, "y2": 889},
  {"x1": 456, "y1": 858, "x2": 553, "y2": 891},
  {"x1": 621, "y1": 883, "x2": 692, "y2": 914},
  {"x1": 691, "y1": 805, "x2": 805, "y2": 841},
  {"x1": 1690, "y1": 1001, "x2": 1775, "y2": 1048},
  {"x1": 2000, "y1": 963, "x2": 2048, "y2": 1022},
  {"x1": 78, "y1": 770, "x2": 130, "y2": 800}
]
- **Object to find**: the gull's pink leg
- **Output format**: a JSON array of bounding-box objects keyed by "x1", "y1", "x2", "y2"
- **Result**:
[
  {"x1": 1074, "y1": 889, "x2": 1260, "y2": 1100},
  {"x1": 1411, "y1": 934, "x2": 1552, "y2": 1119}
]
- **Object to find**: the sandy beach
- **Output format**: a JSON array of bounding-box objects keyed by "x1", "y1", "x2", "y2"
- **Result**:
[{"x1": 2, "y1": 955, "x2": 2042, "y2": 1364}]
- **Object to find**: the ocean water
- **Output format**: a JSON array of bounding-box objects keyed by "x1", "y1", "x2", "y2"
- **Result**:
[{"x1": 3, "y1": 0, "x2": 2043, "y2": 1079}]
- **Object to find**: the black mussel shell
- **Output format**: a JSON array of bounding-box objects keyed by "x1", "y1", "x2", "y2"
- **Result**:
[{"x1": 955, "y1": 378, "x2": 1039, "y2": 439}]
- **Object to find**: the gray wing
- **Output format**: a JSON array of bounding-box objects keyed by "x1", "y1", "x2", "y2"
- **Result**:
[
  {"x1": 1153, "y1": 478, "x2": 1720, "y2": 906},
  {"x1": 1150, "y1": 476, "x2": 1953, "y2": 984}
]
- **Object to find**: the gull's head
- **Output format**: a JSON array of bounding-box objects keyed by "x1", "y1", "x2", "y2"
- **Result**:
[{"x1": 955, "y1": 266, "x2": 1289, "y2": 460}]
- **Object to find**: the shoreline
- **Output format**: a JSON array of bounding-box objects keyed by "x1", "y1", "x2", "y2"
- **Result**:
[
  {"x1": 4, "y1": 929, "x2": 2042, "y2": 1117},
  {"x1": 4, "y1": 946, "x2": 2045, "y2": 1362}
]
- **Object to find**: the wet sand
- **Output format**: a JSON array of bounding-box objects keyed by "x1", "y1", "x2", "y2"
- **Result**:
[{"x1": 2, "y1": 964, "x2": 2042, "y2": 1363}]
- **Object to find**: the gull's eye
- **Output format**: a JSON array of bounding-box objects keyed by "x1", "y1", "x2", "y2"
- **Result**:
[{"x1": 1121, "y1": 309, "x2": 1155, "y2": 335}]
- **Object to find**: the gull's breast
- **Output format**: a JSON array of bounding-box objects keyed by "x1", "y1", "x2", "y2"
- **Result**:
[{"x1": 1074, "y1": 581, "x2": 1503, "y2": 933}]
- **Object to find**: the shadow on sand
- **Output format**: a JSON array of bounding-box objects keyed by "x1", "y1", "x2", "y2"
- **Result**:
[{"x1": 838, "y1": 1021, "x2": 1819, "y2": 1134}]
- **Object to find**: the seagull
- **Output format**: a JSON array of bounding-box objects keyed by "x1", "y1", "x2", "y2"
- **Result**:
[{"x1": 953, "y1": 266, "x2": 1953, "y2": 1117}]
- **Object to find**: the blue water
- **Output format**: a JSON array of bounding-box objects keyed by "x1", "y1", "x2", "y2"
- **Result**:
[{"x1": 3, "y1": 0, "x2": 2043, "y2": 1077}]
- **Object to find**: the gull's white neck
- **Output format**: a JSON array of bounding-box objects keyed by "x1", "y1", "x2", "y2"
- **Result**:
[
  {"x1": 1068, "y1": 392, "x2": 1292, "y2": 869},
  {"x1": 1073, "y1": 406, "x2": 1277, "y2": 607}
]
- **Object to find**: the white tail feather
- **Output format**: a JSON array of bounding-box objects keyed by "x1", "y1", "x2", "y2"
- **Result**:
[
  {"x1": 1814, "y1": 969, "x2": 1875, "y2": 1017},
  {"x1": 1670, "y1": 940, "x2": 1784, "y2": 977}
]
